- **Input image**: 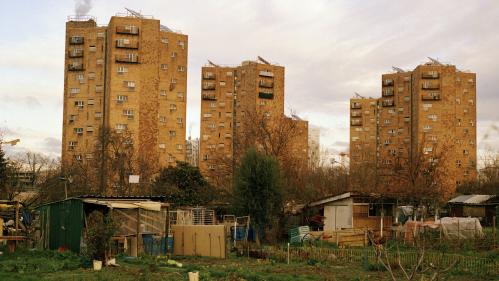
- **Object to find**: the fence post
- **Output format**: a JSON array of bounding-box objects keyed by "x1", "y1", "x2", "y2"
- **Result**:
[
  {"x1": 493, "y1": 216, "x2": 496, "y2": 249},
  {"x1": 287, "y1": 243, "x2": 290, "y2": 264},
  {"x1": 457, "y1": 219, "x2": 460, "y2": 247}
]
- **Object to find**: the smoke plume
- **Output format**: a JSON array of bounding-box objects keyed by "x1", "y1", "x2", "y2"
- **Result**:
[{"x1": 75, "y1": 0, "x2": 92, "y2": 16}]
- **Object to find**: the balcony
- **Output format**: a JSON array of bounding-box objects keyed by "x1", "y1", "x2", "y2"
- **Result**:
[
  {"x1": 70, "y1": 36, "x2": 84, "y2": 44},
  {"x1": 351, "y1": 119, "x2": 362, "y2": 126},
  {"x1": 116, "y1": 39, "x2": 139, "y2": 49},
  {"x1": 381, "y1": 99, "x2": 394, "y2": 107},
  {"x1": 422, "y1": 92, "x2": 441, "y2": 100},
  {"x1": 202, "y1": 82, "x2": 216, "y2": 90},
  {"x1": 68, "y1": 63, "x2": 84, "y2": 71},
  {"x1": 259, "y1": 92, "x2": 274, "y2": 99},
  {"x1": 203, "y1": 72, "x2": 216, "y2": 80},
  {"x1": 351, "y1": 102, "x2": 362, "y2": 109},
  {"x1": 382, "y1": 88, "x2": 394, "y2": 97},
  {"x1": 202, "y1": 93, "x2": 216, "y2": 100},
  {"x1": 422, "y1": 82, "x2": 440, "y2": 90},
  {"x1": 422, "y1": 71, "x2": 439, "y2": 79},
  {"x1": 116, "y1": 25, "x2": 139, "y2": 35},
  {"x1": 115, "y1": 54, "x2": 139, "y2": 63},
  {"x1": 382, "y1": 79, "x2": 394, "y2": 86},
  {"x1": 259, "y1": 80, "x2": 274, "y2": 88},
  {"x1": 68, "y1": 49, "x2": 83, "y2": 58},
  {"x1": 259, "y1": 70, "x2": 274, "y2": 77}
]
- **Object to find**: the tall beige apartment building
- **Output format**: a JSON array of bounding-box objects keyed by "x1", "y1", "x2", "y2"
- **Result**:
[
  {"x1": 62, "y1": 12, "x2": 187, "y2": 190},
  {"x1": 199, "y1": 59, "x2": 308, "y2": 188},
  {"x1": 350, "y1": 59, "x2": 477, "y2": 198}
]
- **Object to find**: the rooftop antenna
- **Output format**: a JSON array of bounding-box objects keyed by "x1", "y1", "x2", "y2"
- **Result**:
[
  {"x1": 257, "y1": 56, "x2": 271, "y2": 65},
  {"x1": 125, "y1": 7, "x2": 173, "y2": 32},
  {"x1": 208, "y1": 60, "x2": 219, "y2": 67},
  {"x1": 125, "y1": 7, "x2": 144, "y2": 18},
  {"x1": 427, "y1": 57, "x2": 442, "y2": 65},
  {"x1": 392, "y1": 66, "x2": 405, "y2": 73},
  {"x1": 354, "y1": 92, "x2": 365, "y2": 99},
  {"x1": 291, "y1": 114, "x2": 303, "y2": 121}
]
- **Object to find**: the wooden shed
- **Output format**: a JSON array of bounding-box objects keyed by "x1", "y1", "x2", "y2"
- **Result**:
[
  {"x1": 307, "y1": 192, "x2": 396, "y2": 240},
  {"x1": 448, "y1": 194, "x2": 498, "y2": 226}
]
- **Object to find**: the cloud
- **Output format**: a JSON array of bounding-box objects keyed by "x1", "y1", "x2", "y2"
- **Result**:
[
  {"x1": 42, "y1": 137, "x2": 62, "y2": 154},
  {"x1": 1, "y1": 0, "x2": 499, "y2": 160}
]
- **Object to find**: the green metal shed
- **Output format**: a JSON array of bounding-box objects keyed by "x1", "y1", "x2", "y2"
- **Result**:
[{"x1": 38, "y1": 198, "x2": 84, "y2": 253}]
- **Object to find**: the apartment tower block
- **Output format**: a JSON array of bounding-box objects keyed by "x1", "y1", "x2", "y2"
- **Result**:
[
  {"x1": 62, "y1": 11, "x2": 187, "y2": 189},
  {"x1": 199, "y1": 59, "x2": 308, "y2": 188},
  {"x1": 350, "y1": 59, "x2": 477, "y2": 198}
]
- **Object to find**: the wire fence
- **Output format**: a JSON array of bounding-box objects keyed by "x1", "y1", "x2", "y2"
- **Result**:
[{"x1": 261, "y1": 245, "x2": 498, "y2": 276}]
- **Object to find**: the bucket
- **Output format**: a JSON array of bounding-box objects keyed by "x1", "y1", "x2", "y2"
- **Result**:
[
  {"x1": 93, "y1": 260, "x2": 102, "y2": 271},
  {"x1": 188, "y1": 271, "x2": 199, "y2": 281}
]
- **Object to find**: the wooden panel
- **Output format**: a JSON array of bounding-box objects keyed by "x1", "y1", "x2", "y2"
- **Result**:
[{"x1": 172, "y1": 225, "x2": 226, "y2": 258}]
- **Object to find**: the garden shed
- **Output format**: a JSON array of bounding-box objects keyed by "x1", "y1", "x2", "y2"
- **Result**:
[
  {"x1": 448, "y1": 194, "x2": 498, "y2": 226},
  {"x1": 37, "y1": 196, "x2": 169, "y2": 255},
  {"x1": 308, "y1": 192, "x2": 396, "y2": 232}
]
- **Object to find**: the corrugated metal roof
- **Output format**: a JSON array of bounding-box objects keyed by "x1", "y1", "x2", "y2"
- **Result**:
[{"x1": 448, "y1": 194, "x2": 496, "y2": 204}]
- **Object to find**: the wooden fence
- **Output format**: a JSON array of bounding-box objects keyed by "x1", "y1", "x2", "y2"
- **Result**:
[{"x1": 261, "y1": 246, "x2": 498, "y2": 276}]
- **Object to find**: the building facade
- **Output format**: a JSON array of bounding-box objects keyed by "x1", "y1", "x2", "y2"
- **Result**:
[
  {"x1": 308, "y1": 125, "x2": 321, "y2": 168},
  {"x1": 62, "y1": 13, "x2": 187, "y2": 190},
  {"x1": 185, "y1": 137, "x2": 199, "y2": 167},
  {"x1": 199, "y1": 59, "x2": 308, "y2": 189},
  {"x1": 349, "y1": 60, "x2": 477, "y2": 198}
]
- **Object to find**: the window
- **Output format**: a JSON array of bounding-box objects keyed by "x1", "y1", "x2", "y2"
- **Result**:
[
  {"x1": 74, "y1": 101, "x2": 84, "y2": 108},
  {"x1": 456, "y1": 98, "x2": 461, "y2": 104},
  {"x1": 74, "y1": 127, "x2": 83, "y2": 134},
  {"x1": 210, "y1": 102, "x2": 216, "y2": 108},
  {"x1": 463, "y1": 150, "x2": 469, "y2": 155},
  {"x1": 171, "y1": 52, "x2": 177, "y2": 58},
  {"x1": 176, "y1": 92, "x2": 184, "y2": 100},
  {"x1": 427, "y1": 114, "x2": 437, "y2": 121},
  {"x1": 403, "y1": 96, "x2": 410, "y2": 102},
  {"x1": 423, "y1": 147, "x2": 433, "y2": 154},
  {"x1": 70, "y1": 88, "x2": 80, "y2": 95},
  {"x1": 96, "y1": 59, "x2": 104, "y2": 65},
  {"x1": 160, "y1": 90, "x2": 167, "y2": 97},
  {"x1": 123, "y1": 109, "x2": 134, "y2": 118},
  {"x1": 176, "y1": 144, "x2": 183, "y2": 150},
  {"x1": 95, "y1": 112, "x2": 102, "y2": 118},
  {"x1": 203, "y1": 113, "x2": 212, "y2": 118},
  {"x1": 88, "y1": 72, "x2": 96, "y2": 79},
  {"x1": 170, "y1": 104, "x2": 177, "y2": 111},
  {"x1": 117, "y1": 95, "x2": 128, "y2": 103},
  {"x1": 117, "y1": 66, "x2": 128, "y2": 74},
  {"x1": 115, "y1": 124, "x2": 127, "y2": 131},
  {"x1": 456, "y1": 160, "x2": 462, "y2": 167},
  {"x1": 177, "y1": 65, "x2": 185, "y2": 72},
  {"x1": 126, "y1": 81, "x2": 136, "y2": 89},
  {"x1": 208, "y1": 123, "x2": 216, "y2": 129},
  {"x1": 202, "y1": 135, "x2": 209, "y2": 141},
  {"x1": 159, "y1": 116, "x2": 167, "y2": 123},
  {"x1": 95, "y1": 85, "x2": 103, "y2": 93},
  {"x1": 220, "y1": 81, "x2": 226, "y2": 86},
  {"x1": 226, "y1": 71, "x2": 233, "y2": 76},
  {"x1": 177, "y1": 117, "x2": 183, "y2": 124},
  {"x1": 69, "y1": 141, "x2": 77, "y2": 150},
  {"x1": 161, "y1": 64, "x2": 168, "y2": 70},
  {"x1": 384, "y1": 140, "x2": 391, "y2": 145},
  {"x1": 169, "y1": 130, "x2": 176, "y2": 137},
  {"x1": 423, "y1": 125, "x2": 432, "y2": 132},
  {"x1": 384, "y1": 119, "x2": 391, "y2": 124},
  {"x1": 168, "y1": 155, "x2": 175, "y2": 163},
  {"x1": 69, "y1": 115, "x2": 77, "y2": 122},
  {"x1": 86, "y1": 126, "x2": 94, "y2": 132},
  {"x1": 178, "y1": 41, "x2": 185, "y2": 49},
  {"x1": 161, "y1": 38, "x2": 168, "y2": 44},
  {"x1": 76, "y1": 73, "x2": 84, "y2": 81},
  {"x1": 159, "y1": 143, "x2": 166, "y2": 149},
  {"x1": 388, "y1": 109, "x2": 395, "y2": 114},
  {"x1": 87, "y1": 99, "x2": 95, "y2": 105}
]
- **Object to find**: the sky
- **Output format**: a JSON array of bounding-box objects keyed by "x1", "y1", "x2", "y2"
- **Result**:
[{"x1": 1, "y1": 0, "x2": 499, "y2": 162}]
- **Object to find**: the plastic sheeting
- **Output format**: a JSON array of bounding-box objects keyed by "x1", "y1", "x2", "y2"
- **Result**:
[
  {"x1": 440, "y1": 217, "x2": 484, "y2": 239},
  {"x1": 81, "y1": 199, "x2": 162, "y2": 211},
  {"x1": 403, "y1": 217, "x2": 484, "y2": 241}
]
